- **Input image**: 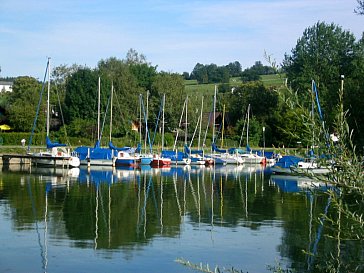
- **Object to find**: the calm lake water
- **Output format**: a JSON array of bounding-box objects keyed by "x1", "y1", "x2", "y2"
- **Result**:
[{"x1": 0, "y1": 164, "x2": 332, "y2": 273}]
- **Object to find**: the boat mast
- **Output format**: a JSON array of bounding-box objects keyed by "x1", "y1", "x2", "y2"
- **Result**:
[
  {"x1": 109, "y1": 84, "x2": 113, "y2": 142},
  {"x1": 185, "y1": 96, "x2": 188, "y2": 145},
  {"x1": 97, "y1": 77, "x2": 101, "y2": 141},
  {"x1": 311, "y1": 80, "x2": 315, "y2": 149},
  {"x1": 161, "y1": 94, "x2": 165, "y2": 150},
  {"x1": 173, "y1": 97, "x2": 186, "y2": 151},
  {"x1": 139, "y1": 93, "x2": 142, "y2": 146},
  {"x1": 212, "y1": 85, "x2": 217, "y2": 144},
  {"x1": 145, "y1": 90, "x2": 149, "y2": 153},
  {"x1": 221, "y1": 104, "x2": 225, "y2": 148},
  {"x1": 198, "y1": 96, "x2": 204, "y2": 150},
  {"x1": 46, "y1": 57, "x2": 51, "y2": 137},
  {"x1": 246, "y1": 104, "x2": 250, "y2": 148}
]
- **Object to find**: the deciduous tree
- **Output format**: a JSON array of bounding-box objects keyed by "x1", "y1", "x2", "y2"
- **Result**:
[
  {"x1": 7, "y1": 76, "x2": 44, "y2": 132},
  {"x1": 283, "y1": 22, "x2": 358, "y2": 126}
]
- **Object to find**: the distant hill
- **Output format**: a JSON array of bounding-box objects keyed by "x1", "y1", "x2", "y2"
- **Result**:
[{"x1": 184, "y1": 74, "x2": 286, "y2": 96}]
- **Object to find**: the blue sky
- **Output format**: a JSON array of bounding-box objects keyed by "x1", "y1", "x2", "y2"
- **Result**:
[{"x1": 1, "y1": 0, "x2": 363, "y2": 79}]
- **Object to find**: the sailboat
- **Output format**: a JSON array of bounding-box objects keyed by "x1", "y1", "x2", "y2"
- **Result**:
[
  {"x1": 161, "y1": 96, "x2": 191, "y2": 165},
  {"x1": 236, "y1": 104, "x2": 266, "y2": 164},
  {"x1": 111, "y1": 86, "x2": 141, "y2": 167},
  {"x1": 137, "y1": 91, "x2": 154, "y2": 165},
  {"x1": 185, "y1": 96, "x2": 206, "y2": 165},
  {"x1": 30, "y1": 58, "x2": 80, "y2": 168},
  {"x1": 202, "y1": 86, "x2": 225, "y2": 165},
  {"x1": 209, "y1": 93, "x2": 243, "y2": 165},
  {"x1": 291, "y1": 80, "x2": 333, "y2": 175},
  {"x1": 150, "y1": 94, "x2": 171, "y2": 167},
  {"x1": 74, "y1": 77, "x2": 116, "y2": 166}
]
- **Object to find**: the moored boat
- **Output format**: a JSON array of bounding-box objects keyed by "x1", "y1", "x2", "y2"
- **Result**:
[
  {"x1": 115, "y1": 151, "x2": 141, "y2": 167},
  {"x1": 29, "y1": 58, "x2": 80, "y2": 168},
  {"x1": 150, "y1": 154, "x2": 172, "y2": 167}
]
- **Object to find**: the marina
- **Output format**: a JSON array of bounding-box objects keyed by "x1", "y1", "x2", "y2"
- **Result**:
[{"x1": 1, "y1": 162, "x2": 354, "y2": 273}]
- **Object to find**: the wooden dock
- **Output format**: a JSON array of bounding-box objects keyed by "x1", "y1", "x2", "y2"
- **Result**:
[{"x1": 0, "y1": 154, "x2": 32, "y2": 165}]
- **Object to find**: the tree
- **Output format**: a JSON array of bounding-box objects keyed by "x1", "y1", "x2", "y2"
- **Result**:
[
  {"x1": 343, "y1": 34, "x2": 364, "y2": 149},
  {"x1": 240, "y1": 61, "x2": 275, "y2": 82},
  {"x1": 63, "y1": 68, "x2": 101, "y2": 131},
  {"x1": 222, "y1": 81, "x2": 279, "y2": 145},
  {"x1": 150, "y1": 72, "x2": 185, "y2": 132},
  {"x1": 355, "y1": 0, "x2": 364, "y2": 14},
  {"x1": 241, "y1": 69, "x2": 260, "y2": 82},
  {"x1": 283, "y1": 21, "x2": 359, "y2": 130},
  {"x1": 6, "y1": 76, "x2": 44, "y2": 132},
  {"x1": 191, "y1": 63, "x2": 208, "y2": 84},
  {"x1": 128, "y1": 63, "x2": 157, "y2": 91},
  {"x1": 52, "y1": 63, "x2": 83, "y2": 86},
  {"x1": 52, "y1": 63, "x2": 84, "y2": 104},
  {"x1": 191, "y1": 63, "x2": 230, "y2": 84},
  {"x1": 182, "y1": 72, "x2": 190, "y2": 80},
  {"x1": 226, "y1": 61, "x2": 242, "y2": 77},
  {"x1": 125, "y1": 48, "x2": 148, "y2": 65}
]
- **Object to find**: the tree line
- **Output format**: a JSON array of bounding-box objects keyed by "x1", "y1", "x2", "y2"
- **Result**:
[
  {"x1": 184, "y1": 60, "x2": 276, "y2": 84},
  {"x1": 1, "y1": 21, "x2": 363, "y2": 152}
]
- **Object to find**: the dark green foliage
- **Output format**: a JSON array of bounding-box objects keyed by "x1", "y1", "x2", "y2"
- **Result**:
[
  {"x1": 226, "y1": 61, "x2": 242, "y2": 77},
  {"x1": 220, "y1": 81, "x2": 279, "y2": 147},
  {"x1": 182, "y1": 72, "x2": 190, "y2": 80},
  {"x1": 150, "y1": 72, "x2": 186, "y2": 131},
  {"x1": 283, "y1": 22, "x2": 357, "y2": 120},
  {"x1": 355, "y1": 0, "x2": 364, "y2": 14},
  {"x1": 0, "y1": 132, "x2": 49, "y2": 146},
  {"x1": 217, "y1": 83, "x2": 231, "y2": 93},
  {"x1": 63, "y1": 68, "x2": 100, "y2": 123},
  {"x1": 191, "y1": 63, "x2": 230, "y2": 84},
  {"x1": 241, "y1": 61, "x2": 276, "y2": 83},
  {"x1": 241, "y1": 69, "x2": 260, "y2": 82},
  {"x1": 6, "y1": 76, "x2": 45, "y2": 132},
  {"x1": 65, "y1": 118, "x2": 96, "y2": 138},
  {"x1": 129, "y1": 63, "x2": 157, "y2": 90},
  {"x1": 283, "y1": 21, "x2": 364, "y2": 150}
]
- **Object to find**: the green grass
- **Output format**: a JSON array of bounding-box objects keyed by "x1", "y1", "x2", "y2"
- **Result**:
[
  {"x1": 184, "y1": 74, "x2": 286, "y2": 95},
  {"x1": 260, "y1": 74, "x2": 286, "y2": 87},
  {"x1": 184, "y1": 81, "x2": 216, "y2": 96}
]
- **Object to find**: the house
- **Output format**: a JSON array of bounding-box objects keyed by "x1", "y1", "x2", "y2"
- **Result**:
[
  {"x1": 0, "y1": 81, "x2": 12, "y2": 93},
  {"x1": 131, "y1": 120, "x2": 141, "y2": 132},
  {"x1": 202, "y1": 111, "x2": 230, "y2": 129}
]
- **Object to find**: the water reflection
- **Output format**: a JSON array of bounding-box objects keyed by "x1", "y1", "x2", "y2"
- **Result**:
[
  {"x1": 0, "y1": 164, "x2": 350, "y2": 272},
  {"x1": 270, "y1": 174, "x2": 331, "y2": 193}
]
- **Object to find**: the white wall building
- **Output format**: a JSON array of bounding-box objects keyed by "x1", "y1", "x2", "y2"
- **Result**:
[{"x1": 0, "y1": 81, "x2": 12, "y2": 93}]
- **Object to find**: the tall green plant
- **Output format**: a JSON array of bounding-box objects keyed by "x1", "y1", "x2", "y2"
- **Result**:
[{"x1": 279, "y1": 77, "x2": 364, "y2": 272}]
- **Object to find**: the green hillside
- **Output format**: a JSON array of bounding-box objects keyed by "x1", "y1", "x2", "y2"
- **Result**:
[{"x1": 184, "y1": 74, "x2": 286, "y2": 95}]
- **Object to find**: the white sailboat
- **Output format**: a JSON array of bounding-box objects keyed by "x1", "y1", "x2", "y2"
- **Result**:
[
  {"x1": 292, "y1": 80, "x2": 333, "y2": 175},
  {"x1": 207, "y1": 86, "x2": 226, "y2": 165},
  {"x1": 138, "y1": 92, "x2": 154, "y2": 165},
  {"x1": 151, "y1": 94, "x2": 172, "y2": 167},
  {"x1": 186, "y1": 96, "x2": 206, "y2": 165},
  {"x1": 238, "y1": 104, "x2": 265, "y2": 164},
  {"x1": 165, "y1": 96, "x2": 191, "y2": 165},
  {"x1": 74, "y1": 77, "x2": 116, "y2": 166},
  {"x1": 31, "y1": 58, "x2": 80, "y2": 168},
  {"x1": 210, "y1": 95, "x2": 243, "y2": 165}
]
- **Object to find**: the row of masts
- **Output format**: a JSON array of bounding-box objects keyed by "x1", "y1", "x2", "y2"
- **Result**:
[
  {"x1": 87, "y1": 78, "x2": 251, "y2": 153},
  {"x1": 133, "y1": 84, "x2": 250, "y2": 153}
]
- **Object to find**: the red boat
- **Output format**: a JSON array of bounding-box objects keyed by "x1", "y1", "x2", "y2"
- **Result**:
[{"x1": 150, "y1": 154, "x2": 171, "y2": 167}]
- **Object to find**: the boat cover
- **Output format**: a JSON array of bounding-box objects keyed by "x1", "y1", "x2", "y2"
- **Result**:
[
  {"x1": 161, "y1": 150, "x2": 187, "y2": 161},
  {"x1": 46, "y1": 136, "x2": 67, "y2": 149}
]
